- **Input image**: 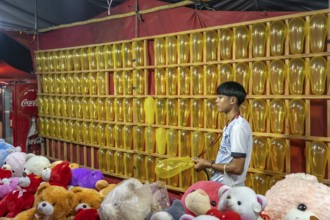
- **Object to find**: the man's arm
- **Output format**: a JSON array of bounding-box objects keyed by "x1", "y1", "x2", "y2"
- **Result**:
[{"x1": 211, "y1": 157, "x2": 245, "y2": 175}]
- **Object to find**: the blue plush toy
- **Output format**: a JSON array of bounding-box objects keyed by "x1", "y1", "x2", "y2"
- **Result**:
[
  {"x1": 0, "y1": 139, "x2": 19, "y2": 167},
  {"x1": 70, "y1": 168, "x2": 104, "y2": 189}
]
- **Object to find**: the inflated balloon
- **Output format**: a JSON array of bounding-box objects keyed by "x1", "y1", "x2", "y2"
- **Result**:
[
  {"x1": 81, "y1": 73, "x2": 90, "y2": 95},
  {"x1": 269, "y1": 99, "x2": 286, "y2": 133},
  {"x1": 89, "y1": 72, "x2": 97, "y2": 95},
  {"x1": 123, "y1": 70, "x2": 133, "y2": 95},
  {"x1": 205, "y1": 30, "x2": 218, "y2": 61},
  {"x1": 35, "y1": 52, "x2": 42, "y2": 72},
  {"x1": 220, "y1": 28, "x2": 233, "y2": 60},
  {"x1": 178, "y1": 34, "x2": 190, "y2": 63},
  {"x1": 235, "y1": 62, "x2": 250, "y2": 92},
  {"x1": 80, "y1": 48, "x2": 89, "y2": 70},
  {"x1": 105, "y1": 98, "x2": 115, "y2": 121},
  {"x1": 122, "y1": 42, "x2": 132, "y2": 67},
  {"x1": 67, "y1": 74, "x2": 75, "y2": 94},
  {"x1": 205, "y1": 99, "x2": 218, "y2": 129},
  {"x1": 156, "y1": 127, "x2": 167, "y2": 155},
  {"x1": 167, "y1": 67, "x2": 178, "y2": 95},
  {"x1": 269, "y1": 138, "x2": 287, "y2": 172},
  {"x1": 252, "y1": 23, "x2": 267, "y2": 57},
  {"x1": 252, "y1": 61, "x2": 268, "y2": 95},
  {"x1": 146, "y1": 156, "x2": 156, "y2": 182},
  {"x1": 167, "y1": 99, "x2": 178, "y2": 126},
  {"x1": 166, "y1": 36, "x2": 178, "y2": 64},
  {"x1": 205, "y1": 65, "x2": 218, "y2": 95},
  {"x1": 67, "y1": 120, "x2": 74, "y2": 142},
  {"x1": 97, "y1": 72, "x2": 106, "y2": 95},
  {"x1": 97, "y1": 123, "x2": 106, "y2": 146},
  {"x1": 252, "y1": 173, "x2": 268, "y2": 195},
  {"x1": 113, "y1": 44, "x2": 122, "y2": 68},
  {"x1": 289, "y1": 17, "x2": 306, "y2": 54},
  {"x1": 114, "y1": 98, "x2": 124, "y2": 122},
  {"x1": 123, "y1": 98, "x2": 133, "y2": 122},
  {"x1": 289, "y1": 58, "x2": 305, "y2": 95},
  {"x1": 235, "y1": 25, "x2": 250, "y2": 59},
  {"x1": 145, "y1": 127, "x2": 155, "y2": 153},
  {"x1": 114, "y1": 125, "x2": 123, "y2": 148},
  {"x1": 89, "y1": 98, "x2": 98, "y2": 120},
  {"x1": 133, "y1": 126, "x2": 145, "y2": 151},
  {"x1": 251, "y1": 99, "x2": 268, "y2": 132},
  {"x1": 124, "y1": 153, "x2": 134, "y2": 177},
  {"x1": 269, "y1": 59, "x2": 286, "y2": 95},
  {"x1": 133, "y1": 69, "x2": 145, "y2": 95},
  {"x1": 191, "y1": 131, "x2": 204, "y2": 157},
  {"x1": 179, "y1": 67, "x2": 190, "y2": 95},
  {"x1": 105, "y1": 124, "x2": 114, "y2": 147},
  {"x1": 54, "y1": 74, "x2": 61, "y2": 94},
  {"x1": 133, "y1": 40, "x2": 145, "y2": 66},
  {"x1": 89, "y1": 122, "x2": 98, "y2": 144},
  {"x1": 54, "y1": 97, "x2": 60, "y2": 117},
  {"x1": 310, "y1": 14, "x2": 327, "y2": 52},
  {"x1": 73, "y1": 48, "x2": 81, "y2": 71},
  {"x1": 192, "y1": 66, "x2": 204, "y2": 95},
  {"x1": 95, "y1": 46, "x2": 105, "y2": 70},
  {"x1": 270, "y1": 20, "x2": 286, "y2": 56},
  {"x1": 74, "y1": 73, "x2": 82, "y2": 94},
  {"x1": 191, "y1": 32, "x2": 204, "y2": 62},
  {"x1": 134, "y1": 98, "x2": 145, "y2": 123},
  {"x1": 155, "y1": 157, "x2": 194, "y2": 179},
  {"x1": 308, "y1": 56, "x2": 327, "y2": 95},
  {"x1": 103, "y1": 44, "x2": 114, "y2": 69},
  {"x1": 144, "y1": 97, "x2": 155, "y2": 124},
  {"x1": 220, "y1": 63, "x2": 234, "y2": 83},
  {"x1": 115, "y1": 151, "x2": 124, "y2": 175},
  {"x1": 252, "y1": 136, "x2": 268, "y2": 170},
  {"x1": 180, "y1": 130, "x2": 191, "y2": 157},
  {"x1": 167, "y1": 129, "x2": 178, "y2": 156},
  {"x1": 74, "y1": 97, "x2": 82, "y2": 118},
  {"x1": 239, "y1": 100, "x2": 250, "y2": 120},
  {"x1": 179, "y1": 99, "x2": 190, "y2": 126},
  {"x1": 192, "y1": 99, "x2": 204, "y2": 128},
  {"x1": 155, "y1": 69, "x2": 166, "y2": 95},
  {"x1": 156, "y1": 98, "x2": 166, "y2": 125},
  {"x1": 105, "y1": 150, "x2": 115, "y2": 173},
  {"x1": 154, "y1": 38, "x2": 166, "y2": 65},
  {"x1": 88, "y1": 47, "x2": 97, "y2": 70},
  {"x1": 60, "y1": 97, "x2": 68, "y2": 117},
  {"x1": 307, "y1": 141, "x2": 328, "y2": 178},
  {"x1": 65, "y1": 49, "x2": 74, "y2": 71},
  {"x1": 288, "y1": 99, "x2": 305, "y2": 135}
]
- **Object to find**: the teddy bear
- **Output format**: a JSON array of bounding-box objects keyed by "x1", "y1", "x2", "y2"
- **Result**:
[
  {"x1": 2, "y1": 151, "x2": 27, "y2": 177},
  {"x1": 261, "y1": 173, "x2": 330, "y2": 220},
  {"x1": 0, "y1": 176, "x2": 20, "y2": 199},
  {"x1": 41, "y1": 160, "x2": 72, "y2": 188},
  {"x1": 70, "y1": 186, "x2": 103, "y2": 215},
  {"x1": 23, "y1": 154, "x2": 50, "y2": 176},
  {"x1": 0, "y1": 173, "x2": 43, "y2": 217},
  {"x1": 70, "y1": 167, "x2": 104, "y2": 189},
  {"x1": 95, "y1": 179, "x2": 117, "y2": 197},
  {"x1": 13, "y1": 182, "x2": 76, "y2": 220},
  {"x1": 218, "y1": 185, "x2": 266, "y2": 220},
  {"x1": 181, "y1": 181, "x2": 224, "y2": 216},
  {"x1": 99, "y1": 178, "x2": 153, "y2": 220},
  {"x1": 0, "y1": 140, "x2": 19, "y2": 167}
]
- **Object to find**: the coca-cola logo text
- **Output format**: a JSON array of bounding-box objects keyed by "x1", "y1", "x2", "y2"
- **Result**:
[{"x1": 21, "y1": 99, "x2": 37, "y2": 107}]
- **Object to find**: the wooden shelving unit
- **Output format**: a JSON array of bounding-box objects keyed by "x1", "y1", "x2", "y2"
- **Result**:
[{"x1": 35, "y1": 9, "x2": 330, "y2": 193}]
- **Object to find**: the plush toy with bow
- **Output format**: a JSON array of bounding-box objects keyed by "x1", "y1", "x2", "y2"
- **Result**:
[{"x1": 0, "y1": 173, "x2": 43, "y2": 217}]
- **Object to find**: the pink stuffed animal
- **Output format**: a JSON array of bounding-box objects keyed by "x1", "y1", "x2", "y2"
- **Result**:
[
  {"x1": 2, "y1": 151, "x2": 27, "y2": 177},
  {"x1": 0, "y1": 177, "x2": 20, "y2": 199},
  {"x1": 262, "y1": 173, "x2": 330, "y2": 220}
]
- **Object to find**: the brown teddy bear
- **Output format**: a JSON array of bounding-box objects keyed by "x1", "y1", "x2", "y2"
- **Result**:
[
  {"x1": 95, "y1": 179, "x2": 117, "y2": 198},
  {"x1": 70, "y1": 186, "x2": 103, "y2": 216},
  {"x1": 13, "y1": 182, "x2": 75, "y2": 220}
]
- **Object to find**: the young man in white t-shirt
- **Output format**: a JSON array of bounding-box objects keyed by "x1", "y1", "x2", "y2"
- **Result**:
[{"x1": 194, "y1": 81, "x2": 253, "y2": 186}]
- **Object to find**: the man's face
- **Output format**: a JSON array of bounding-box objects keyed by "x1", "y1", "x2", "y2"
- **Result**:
[{"x1": 215, "y1": 95, "x2": 232, "y2": 113}]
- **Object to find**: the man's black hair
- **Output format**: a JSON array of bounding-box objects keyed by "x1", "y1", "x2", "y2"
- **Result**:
[{"x1": 216, "y1": 81, "x2": 247, "y2": 105}]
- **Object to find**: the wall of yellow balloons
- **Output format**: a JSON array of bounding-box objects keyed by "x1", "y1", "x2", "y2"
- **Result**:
[{"x1": 34, "y1": 9, "x2": 330, "y2": 193}]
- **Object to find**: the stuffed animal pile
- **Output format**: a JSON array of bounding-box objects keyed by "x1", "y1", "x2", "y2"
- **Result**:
[{"x1": 1, "y1": 138, "x2": 329, "y2": 220}]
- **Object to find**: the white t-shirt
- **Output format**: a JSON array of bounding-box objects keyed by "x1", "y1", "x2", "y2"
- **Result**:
[{"x1": 211, "y1": 115, "x2": 253, "y2": 186}]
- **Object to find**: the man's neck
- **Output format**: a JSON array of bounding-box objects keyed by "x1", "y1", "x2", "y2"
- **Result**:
[{"x1": 226, "y1": 108, "x2": 240, "y2": 122}]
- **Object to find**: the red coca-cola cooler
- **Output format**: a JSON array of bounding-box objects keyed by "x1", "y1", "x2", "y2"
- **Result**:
[{"x1": 0, "y1": 82, "x2": 40, "y2": 153}]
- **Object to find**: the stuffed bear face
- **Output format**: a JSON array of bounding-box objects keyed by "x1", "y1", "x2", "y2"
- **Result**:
[
  {"x1": 2, "y1": 151, "x2": 27, "y2": 177},
  {"x1": 218, "y1": 185, "x2": 266, "y2": 220},
  {"x1": 34, "y1": 183, "x2": 75, "y2": 218},
  {"x1": 23, "y1": 154, "x2": 50, "y2": 176},
  {"x1": 70, "y1": 186, "x2": 103, "y2": 213}
]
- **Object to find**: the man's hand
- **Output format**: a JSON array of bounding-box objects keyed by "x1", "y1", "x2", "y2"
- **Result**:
[{"x1": 193, "y1": 158, "x2": 210, "y2": 172}]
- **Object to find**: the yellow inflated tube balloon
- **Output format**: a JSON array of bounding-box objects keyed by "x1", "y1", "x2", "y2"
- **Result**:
[{"x1": 155, "y1": 157, "x2": 194, "y2": 179}]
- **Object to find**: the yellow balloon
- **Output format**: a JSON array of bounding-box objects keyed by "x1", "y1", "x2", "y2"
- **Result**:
[
  {"x1": 252, "y1": 23, "x2": 267, "y2": 57},
  {"x1": 235, "y1": 25, "x2": 250, "y2": 59},
  {"x1": 289, "y1": 17, "x2": 306, "y2": 54},
  {"x1": 144, "y1": 97, "x2": 155, "y2": 125},
  {"x1": 309, "y1": 56, "x2": 327, "y2": 95},
  {"x1": 156, "y1": 127, "x2": 167, "y2": 155},
  {"x1": 270, "y1": 20, "x2": 286, "y2": 56},
  {"x1": 220, "y1": 28, "x2": 233, "y2": 60},
  {"x1": 310, "y1": 14, "x2": 327, "y2": 53},
  {"x1": 155, "y1": 157, "x2": 194, "y2": 179}
]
